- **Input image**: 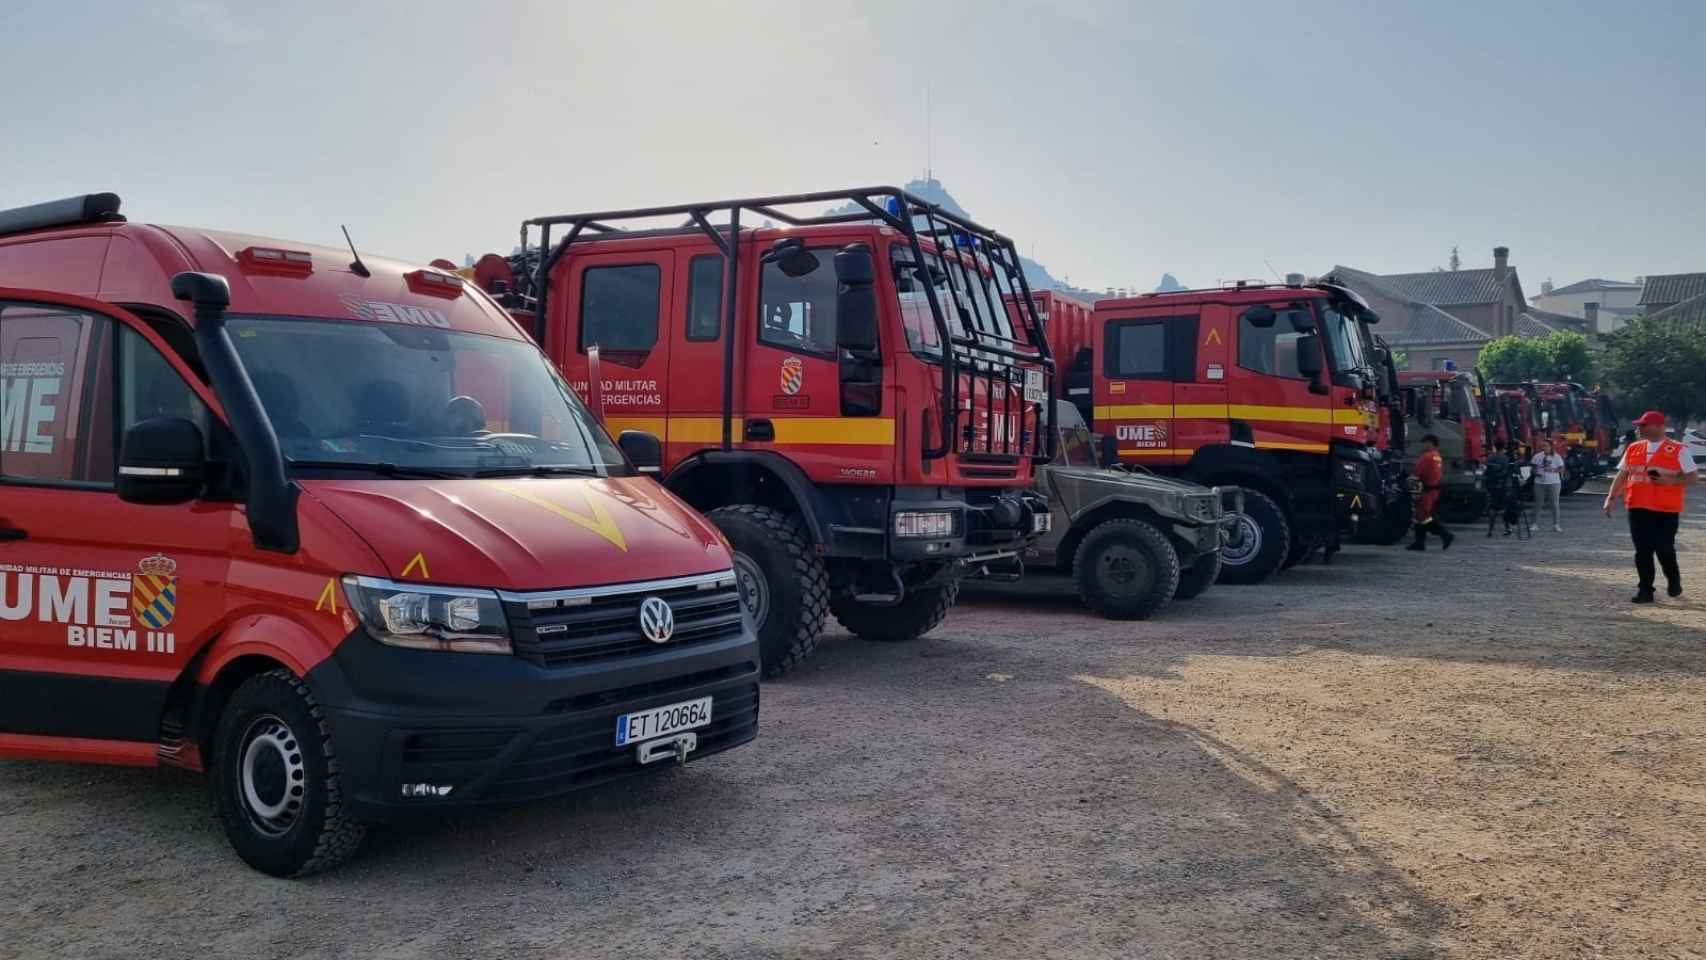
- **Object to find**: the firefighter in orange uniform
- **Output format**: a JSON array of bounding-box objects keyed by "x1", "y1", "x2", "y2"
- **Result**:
[
  {"x1": 1604, "y1": 410, "x2": 1699, "y2": 602},
  {"x1": 1407, "y1": 433, "x2": 1456, "y2": 551}
]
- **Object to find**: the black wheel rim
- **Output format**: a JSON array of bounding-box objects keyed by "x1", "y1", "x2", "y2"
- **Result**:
[{"x1": 1097, "y1": 543, "x2": 1153, "y2": 595}]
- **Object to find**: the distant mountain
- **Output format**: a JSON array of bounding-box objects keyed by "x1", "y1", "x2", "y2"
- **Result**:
[{"x1": 838, "y1": 178, "x2": 1179, "y2": 301}]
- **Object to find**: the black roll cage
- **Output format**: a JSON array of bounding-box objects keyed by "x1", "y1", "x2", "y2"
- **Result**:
[{"x1": 509, "y1": 186, "x2": 1054, "y2": 464}]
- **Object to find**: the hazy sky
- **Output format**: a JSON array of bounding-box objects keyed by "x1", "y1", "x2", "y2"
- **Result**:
[{"x1": 4, "y1": 0, "x2": 1702, "y2": 293}]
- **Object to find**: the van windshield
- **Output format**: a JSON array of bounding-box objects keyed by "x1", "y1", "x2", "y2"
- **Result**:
[{"x1": 227, "y1": 316, "x2": 625, "y2": 477}]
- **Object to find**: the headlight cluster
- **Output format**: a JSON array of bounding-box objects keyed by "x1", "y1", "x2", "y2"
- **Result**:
[
  {"x1": 342, "y1": 576, "x2": 512, "y2": 655},
  {"x1": 1338, "y1": 460, "x2": 1364, "y2": 484},
  {"x1": 894, "y1": 510, "x2": 958, "y2": 538}
]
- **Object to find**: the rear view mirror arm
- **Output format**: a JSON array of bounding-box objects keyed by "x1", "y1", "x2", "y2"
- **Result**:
[{"x1": 173, "y1": 271, "x2": 300, "y2": 554}]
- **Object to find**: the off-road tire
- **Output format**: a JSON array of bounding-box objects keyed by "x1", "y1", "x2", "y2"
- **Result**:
[
  {"x1": 210, "y1": 668, "x2": 365, "y2": 877},
  {"x1": 1072, "y1": 518, "x2": 1181, "y2": 619},
  {"x1": 1357, "y1": 495, "x2": 1413, "y2": 546},
  {"x1": 831, "y1": 581, "x2": 960, "y2": 642},
  {"x1": 1173, "y1": 548, "x2": 1222, "y2": 600},
  {"x1": 1215, "y1": 489, "x2": 1290, "y2": 585},
  {"x1": 707, "y1": 504, "x2": 828, "y2": 679}
]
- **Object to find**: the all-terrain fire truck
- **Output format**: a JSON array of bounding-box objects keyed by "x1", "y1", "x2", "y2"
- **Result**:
[
  {"x1": 470, "y1": 188, "x2": 1054, "y2": 676},
  {"x1": 1053, "y1": 280, "x2": 1386, "y2": 584},
  {"x1": 1351, "y1": 331, "x2": 1413, "y2": 545},
  {"x1": 1397, "y1": 370, "x2": 1488, "y2": 521}
]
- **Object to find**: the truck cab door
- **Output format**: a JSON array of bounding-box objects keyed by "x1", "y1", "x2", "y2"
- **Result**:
[
  {"x1": 1096, "y1": 312, "x2": 1198, "y2": 466},
  {"x1": 552, "y1": 251, "x2": 675, "y2": 443},
  {"x1": 1229, "y1": 301, "x2": 1330, "y2": 454},
  {"x1": 0, "y1": 290, "x2": 232, "y2": 754},
  {"x1": 744, "y1": 241, "x2": 891, "y2": 483}
]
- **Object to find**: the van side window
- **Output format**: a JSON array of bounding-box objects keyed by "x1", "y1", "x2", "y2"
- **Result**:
[
  {"x1": 119, "y1": 326, "x2": 210, "y2": 435},
  {"x1": 758, "y1": 248, "x2": 837, "y2": 356},
  {"x1": 580, "y1": 264, "x2": 661, "y2": 367},
  {"x1": 1103, "y1": 320, "x2": 1169, "y2": 379},
  {"x1": 1238, "y1": 306, "x2": 1308, "y2": 379},
  {"x1": 686, "y1": 255, "x2": 724, "y2": 342},
  {"x1": 0, "y1": 303, "x2": 111, "y2": 485}
]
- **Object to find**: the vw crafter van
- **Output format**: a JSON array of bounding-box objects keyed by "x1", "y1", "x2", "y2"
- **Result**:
[{"x1": 0, "y1": 194, "x2": 759, "y2": 875}]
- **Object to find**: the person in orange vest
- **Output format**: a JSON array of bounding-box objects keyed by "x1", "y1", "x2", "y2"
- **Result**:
[
  {"x1": 1604, "y1": 410, "x2": 1699, "y2": 602},
  {"x1": 1407, "y1": 433, "x2": 1455, "y2": 551}
]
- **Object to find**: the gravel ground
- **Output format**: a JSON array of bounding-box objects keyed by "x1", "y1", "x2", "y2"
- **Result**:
[{"x1": 3, "y1": 483, "x2": 1703, "y2": 959}]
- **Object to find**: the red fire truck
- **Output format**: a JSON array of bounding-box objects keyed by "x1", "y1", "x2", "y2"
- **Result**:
[
  {"x1": 471, "y1": 188, "x2": 1053, "y2": 676},
  {"x1": 1049, "y1": 280, "x2": 1385, "y2": 583},
  {"x1": 0, "y1": 194, "x2": 762, "y2": 875}
]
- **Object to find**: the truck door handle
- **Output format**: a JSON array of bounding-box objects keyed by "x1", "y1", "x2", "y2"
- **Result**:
[
  {"x1": 744, "y1": 418, "x2": 775, "y2": 442},
  {"x1": 0, "y1": 527, "x2": 27, "y2": 541}
]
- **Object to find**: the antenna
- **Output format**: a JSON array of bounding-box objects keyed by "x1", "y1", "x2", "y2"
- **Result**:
[
  {"x1": 925, "y1": 84, "x2": 933, "y2": 181},
  {"x1": 341, "y1": 225, "x2": 371, "y2": 278},
  {"x1": 1262, "y1": 259, "x2": 1282, "y2": 282}
]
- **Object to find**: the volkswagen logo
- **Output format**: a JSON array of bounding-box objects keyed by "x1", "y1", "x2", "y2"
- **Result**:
[{"x1": 638, "y1": 596, "x2": 675, "y2": 643}]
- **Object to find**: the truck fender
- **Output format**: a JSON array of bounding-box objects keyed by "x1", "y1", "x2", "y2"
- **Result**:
[
  {"x1": 664, "y1": 450, "x2": 830, "y2": 546},
  {"x1": 1182, "y1": 445, "x2": 1289, "y2": 507},
  {"x1": 192, "y1": 612, "x2": 339, "y2": 686}
]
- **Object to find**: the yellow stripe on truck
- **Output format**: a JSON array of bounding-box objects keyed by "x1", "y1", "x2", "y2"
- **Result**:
[
  {"x1": 605, "y1": 416, "x2": 894, "y2": 446},
  {"x1": 1094, "y1": 403, "x2": 1368, "y2": 426}
]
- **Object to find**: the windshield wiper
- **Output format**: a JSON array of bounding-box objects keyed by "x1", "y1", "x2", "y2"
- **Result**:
[
  {"x1": 287, "y1": 459, "x2": 465, "y2": 479},
  {"x1": 472, "y1": 464, "x2": 605, "y2": 478}
]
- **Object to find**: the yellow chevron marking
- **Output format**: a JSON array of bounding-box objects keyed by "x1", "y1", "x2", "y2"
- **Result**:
[
  {"x1": 314, "y1": 578, "x2": 339, "y2": 614},
  {"x1": 1203, "y1": 328, "x2": 1223, "y2": 346},
  {"x1": 495, "y1": 482, "x2": 628, "y2": 552},
  {"x1": 401, "y1": 552, "x2": 431, "y2": 579}
]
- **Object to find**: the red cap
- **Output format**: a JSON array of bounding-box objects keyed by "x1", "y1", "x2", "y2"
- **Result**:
[{"x1": 1634, "y1": 410, "x2": 1667, "y2": 426}]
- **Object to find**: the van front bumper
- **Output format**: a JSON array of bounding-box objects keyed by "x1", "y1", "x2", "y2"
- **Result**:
[{"x1": 306, "y1": 624, "x2": 760, "y2": 821}]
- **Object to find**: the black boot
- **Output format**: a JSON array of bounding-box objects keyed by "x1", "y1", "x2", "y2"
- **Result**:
[
  {"x1": 1406, "y1": 524, "x2": 1427, "y2": 551},
  {"x1": 1439, "y1": 525, "x2": 1455, "y2": 550}
]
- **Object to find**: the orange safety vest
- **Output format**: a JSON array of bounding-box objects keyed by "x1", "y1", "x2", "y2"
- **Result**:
[{"x1": 1625, "y1": 440, "x2": 1687, "y2": 513}]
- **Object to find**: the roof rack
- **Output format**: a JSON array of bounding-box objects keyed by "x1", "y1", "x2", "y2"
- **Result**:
[{"x1": 0, "y1": 193, "x2": 124, "y2": 238}]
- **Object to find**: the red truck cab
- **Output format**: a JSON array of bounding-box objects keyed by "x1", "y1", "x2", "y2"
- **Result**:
[
  {"x1": 1072, "y1": 281, "x2": 1384, "y2": 583},
  {"x1": 0, "y1": 194, "x2": 759, "y2": 876},
  {"x1": 472, "y1": 189, "x2": 1053, "y2": 675}
]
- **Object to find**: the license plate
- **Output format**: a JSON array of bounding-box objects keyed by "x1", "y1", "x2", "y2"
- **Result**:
[
  {"x1": 1023, "y1": 369, "x2": 1045, "y2": 404},
  {"x1": 615, "y1": 696, "x2": 713, "y2": 746}
]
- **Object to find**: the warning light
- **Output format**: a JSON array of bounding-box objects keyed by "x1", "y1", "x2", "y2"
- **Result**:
[
  {"x1": 405, "y1": 268, "x2": 465, "y2": 299},
  {"x1": 237, "y1": 246, "x2": 313, "y2": 276},
  {"x1": 1443, "y1": 359, "x2": 1457, "y2": 371}
]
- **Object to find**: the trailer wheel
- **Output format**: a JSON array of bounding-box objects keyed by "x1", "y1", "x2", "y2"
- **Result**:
[
  {"x1": 831, "y1": 581, "x2": 960, "y2": 642},
  {"x1": 1173, "y1": 549, "x2": 1221, "y2": 601},
  {"x1": 1072, "y1": 518, "x2": 1180, "y2": 619},
  {"x1": 210, "y1": 668, "x2": 365, "y2": 877},
  {"x1": 707, "y1": 504, "x2": 828, "y2": 679},
  {"x1": 1215, "y1": 489, "x2": 1290, "y2": 585}
]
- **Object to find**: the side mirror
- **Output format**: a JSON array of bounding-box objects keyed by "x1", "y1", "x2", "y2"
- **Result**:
[
  {"x1": 617, "y1": 429, "x2": 662, "y2": 473},
  {"x1": 1243, "y1": 304, "x2": 1277, "y2": 328},
  {"x1": 834, "y1": 243, "x2": 879, "y2": 354},
  {"x1": 117, "y1": 417, "x2": 207, "y2": 505},
  {"x1": 1295, "y1": 333, "x2": 1328, "y2": 394},
  {"x1": 762, "y1": 238, "x2": 820, "y2": 278}
]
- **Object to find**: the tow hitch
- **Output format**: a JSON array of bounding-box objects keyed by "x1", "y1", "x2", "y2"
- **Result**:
[{"x1": 637, "y1": 732, "x2": 697, "y2": 766}]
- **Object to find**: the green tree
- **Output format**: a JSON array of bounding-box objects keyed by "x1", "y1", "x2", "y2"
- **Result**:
[
  {"x1": 1477, "y1": 331, "x2": 1596, "y2": 383},
  {"x1": 1477, "y1": 335, "x2": 1548, "y2": 381},
  {"x1": 1601, "y1": 319, "x2": 1706, "y2": 426},
  {"x1": 1540, "y1": 331, "x2": 1595, "y2": 383}
]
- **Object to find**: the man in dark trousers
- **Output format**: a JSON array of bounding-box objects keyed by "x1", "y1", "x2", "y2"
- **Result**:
[
  {"x1": 1604, "y1": 410, "x2": 1699, "y2": 602},
  {"x1": 1408, "y1": 434, "x2": 1455, "y2": 551}
]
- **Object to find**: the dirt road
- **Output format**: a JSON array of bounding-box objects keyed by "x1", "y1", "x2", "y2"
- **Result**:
[{"x1": 3, "y1": 486, "x2": 1702, "y2": 959}]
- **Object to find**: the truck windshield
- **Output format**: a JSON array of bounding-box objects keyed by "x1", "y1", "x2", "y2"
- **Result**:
[
  {"x1": 1318, "y1": 301, "x2": 1368, "y2": 372},
  {"x1": 1451, "y1": 381, "x2": 1480, "y2": 420},
  {"x1": 227, "y1": 316, "x2": 625, "y2": 477},
  {"x1": 890, "y1": 245, "x2": 1014, "y2": 357}
]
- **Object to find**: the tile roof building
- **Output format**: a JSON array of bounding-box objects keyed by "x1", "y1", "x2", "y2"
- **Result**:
[
  {"x1": 1638, "y1": 273, "x2": 1706, "y2": 313},
  {"x1": 1324, "y1": 246, "x2": 1531, "y2": 372}
]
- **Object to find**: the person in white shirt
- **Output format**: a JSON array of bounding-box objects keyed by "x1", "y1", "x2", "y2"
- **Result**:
[{"x1": 1531, "y1": 437, "x2": 1567, "y2": 532}]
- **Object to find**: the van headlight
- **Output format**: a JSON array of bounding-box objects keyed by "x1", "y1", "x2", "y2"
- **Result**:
[{"x1": 342, "y1": 576, "x2": 512, "y2": 654}]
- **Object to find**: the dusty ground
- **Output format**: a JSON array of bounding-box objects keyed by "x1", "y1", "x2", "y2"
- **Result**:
[{"x1": 3, "y1": 484, "x2": 1703, "y2": 959}]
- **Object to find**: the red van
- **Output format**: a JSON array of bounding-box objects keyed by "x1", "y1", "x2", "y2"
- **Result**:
[{"x1": 0, "y1": 194, "x2": 759, "y2": 875}]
